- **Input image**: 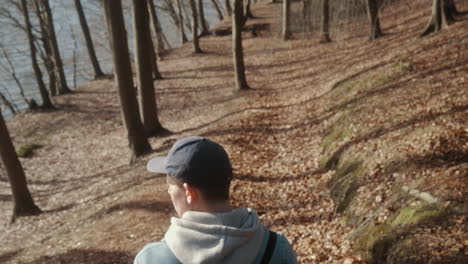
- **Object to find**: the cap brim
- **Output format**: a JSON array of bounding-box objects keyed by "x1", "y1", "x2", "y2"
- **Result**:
[{"x1": 146, "y1": 157, "x2": 168, "y2": 173}]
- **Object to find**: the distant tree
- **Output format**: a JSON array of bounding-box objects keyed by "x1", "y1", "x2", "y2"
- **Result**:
[
  {"x1": 176, "y1": 0, "x2": 188, "y2": 43},
  {"x1": 282, "y1": 0, "x2": 291, "y2": 40},
  {"x1": 233, "y1": 0, "x2": 249, "y2": 90},
  {"x1": 302, "y1": 0, "x2": 311, "y2": 32},
  {"x1": 366, "y1": 0, "x2": 382, "y2": 40},
  {"x1": 40, "y1": 0, "x2": 71, "y2": 94},
  {"x1": 74, "y1": 0, "x2": 105, "y2": 79},
  {"x1": 244, "y1": 0, "x2": 254, "y2": 19},
  {"x1": 210, "y1": 0, "x2": 224, "y2": 20},
  {"x1": 33, "y1": 0, "x2": 57, "y2": 96},
  {"x1": 421, "y1": 0, "x2": 460, "y2": 36},
  {"x1": 198, "y1": 0, "x2": 210, "y2": 35},
  {"x1": 132, "y1": 0, "x2": 165, "y2": 135},
  {"x1": 0, "y1": 108, "x2": 42, "y2": 222},
  {"x1": 225, "y1": 0, "x2": 232, "y2": 16},
  {"x1": 320, "y1": 0, "x2": 331, "y2": 43},
  {"x1": 103, "y1": 0, "x2": 151, "y2": 157},
  {"x1": 147, "y1": 0, "x2": 166, "y2": 55},
  {"x1": 20, "y1": 0, "x2": 54, "y2": 109},
  {"x1": 189, "y1": 0, "x2": 202, "y2": 53}
]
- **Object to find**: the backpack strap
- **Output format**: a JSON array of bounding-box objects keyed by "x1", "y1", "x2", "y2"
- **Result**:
[{"x1": 260, "y1": 230, "x2": 277, "y2": 264}]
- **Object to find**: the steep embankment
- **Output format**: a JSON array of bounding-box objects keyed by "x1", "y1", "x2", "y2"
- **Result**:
[{"x1": 0, "y1": 1, "x2": 466, "y2": 264}]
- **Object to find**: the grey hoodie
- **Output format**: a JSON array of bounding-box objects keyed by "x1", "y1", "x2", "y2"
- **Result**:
[{"x1": 134, "y1": 208, "x2": 297, "y2": 264}]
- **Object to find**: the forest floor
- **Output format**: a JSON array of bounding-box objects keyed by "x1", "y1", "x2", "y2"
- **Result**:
[{"x1": 1, "y1": 1, "x2": 467, "y2": 264}]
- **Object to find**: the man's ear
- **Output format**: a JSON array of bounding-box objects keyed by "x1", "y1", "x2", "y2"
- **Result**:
[{"x1": 183, "y1": 183, "x2": 197, "y2": 204}]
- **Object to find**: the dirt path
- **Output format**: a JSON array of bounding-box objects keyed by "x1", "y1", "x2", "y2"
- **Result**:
[{"x1": 1, "y1": 1, "x2": 467, "y2": 263}]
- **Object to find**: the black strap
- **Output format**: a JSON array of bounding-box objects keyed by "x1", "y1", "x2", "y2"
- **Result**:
[{"x1": 260, "y1": 230, "x2": 277, "y2": 264}]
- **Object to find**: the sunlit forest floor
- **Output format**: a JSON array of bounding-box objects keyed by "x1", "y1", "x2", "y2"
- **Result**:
[{"x1": 1, "y1": 1, "x2": 467, "y2": 263}]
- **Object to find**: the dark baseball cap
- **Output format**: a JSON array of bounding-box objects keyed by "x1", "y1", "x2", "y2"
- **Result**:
[{"x1": 147, "y1": 136, "x2": 233, "y2": 189}]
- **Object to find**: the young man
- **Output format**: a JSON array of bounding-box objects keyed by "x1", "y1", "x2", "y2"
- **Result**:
[{"x1": 134, "y1": 136, "x2": 297, "y2": 264}]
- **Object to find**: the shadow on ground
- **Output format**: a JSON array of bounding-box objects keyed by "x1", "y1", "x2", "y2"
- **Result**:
[{"x1": 22, "y1": 249, "x2": 133, "y2": 264}]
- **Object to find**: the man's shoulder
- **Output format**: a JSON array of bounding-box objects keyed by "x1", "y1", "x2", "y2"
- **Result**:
[{"x1": 134, "y1": 241, "x2": 181, "y2": 264}]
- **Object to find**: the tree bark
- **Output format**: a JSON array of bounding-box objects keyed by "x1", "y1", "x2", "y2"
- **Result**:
[
  {"x1": 421, "y1": 0, "x2": 452, "y2": 36},
  {"x1": 147, "y1": 0, "x2": 165, "y2": 55},
  {"x1": 244, "y1": 0, "x2": 254, "y2": 19},
  {"x1": 103, "y1": 0, "x2": 151, "y2": 157},
  {"x1": 132, "y1": 0, "x2": 164, "y2": 136},
  {"x1": 225, "y1": 0, "x2": 232, "y2": 16},
  {"x1": 198, "y1": 0, "x2": 210, "y2": 35},
  {"x1": 302, "y1": 0, "x2": 311, "y2": 33},
  {"x1": 20, "y1": 0, "x2": 53, "y2": 109},
  {"x1": 211, "y1": 0, "x2": 224, "y2": 20},
  {"x1": 33, "y1": 0, "x2": 57, "y2": 97},
  {"x1": 366, "y1": 0, "x2": 382, "y2": 40},
  {"x1": 74, "y1": 0, "x2": 105, "y2": 79},
  {"x1": 176, "y1": 0, "x2": 188, "y2": 43},
  {"x1": 282, "y1": 0, "x2": 291, "y2": 40},
  {"x1": 233, "y1": 0, "x2": 249, "y2": 90},
  {"x1": 41, "y1": 0, "x2": 71, "y2": 94},
  {"x1": 0, "y1": 109, "x2": 42, "y2": 222},
  {"x1": 189, "y1": 0, "x2": 202, "y2": 53},
  {"x1": 320, "y1": 0, "x2": 331, "y2": 43}
]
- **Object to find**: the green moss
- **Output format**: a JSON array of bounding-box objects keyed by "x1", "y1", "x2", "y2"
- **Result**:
[
  {"x1": 17, "y1": 143, "x2": 43, "y2": 158},
  {"x1": 328, "y1": 159, "x2": 363, "y2": 213},
  {"x1": 390, "y1": 204, "x2": 443, "y2": 227}
]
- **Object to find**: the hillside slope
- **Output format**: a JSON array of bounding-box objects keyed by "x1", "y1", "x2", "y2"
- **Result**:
[{"x1": 0, "y1": 1, "x2": 466, "y2": 263}]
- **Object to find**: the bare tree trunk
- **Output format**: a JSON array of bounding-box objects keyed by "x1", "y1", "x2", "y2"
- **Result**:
[
  {"x1": 132, "y1": 0, "x2": 165, "y2": 136},
  {"x1": 244, "y1": 0, "x2": 254, "y2": 19},
  {"x1": 149, "y1": 37, "x2": 162, "y2": 80},
  {"x1": 421, "y1": 0, "x2": 451, "y2": 36},
  {"x1": 225, "y1": 0, "x2": 232, "y2": 16},
  {"x1": 176, "y1": 0, "x2": 188, "y2": 43},
  {"x1": 0, "y1": 109, "x2": 42, "y2": 223},
  {"x1": 41, "y1": 0, "x2": 71, "y2": 94},
  {"x1": 74, "y1": 0, "x2": 105, "y2": 79},
  {"x1": 302, "y1": 0, "x2": 311, "y2": 33},
  {"x1": 320, "y1": 0, "x2": 331, "y2": 43},
  {"x1": 233, "y1": 0, "x2": 249, "y2": 90},
  {"x1": 147, "y1": 0, "x2": 165, "y2": 54},
  {"x1": 198, "y1": 0, "x2": 210, "y2": 35},
  {"x1": 211, "y1": 0, "x2": 224, "y2": 20},
  {"x1": 189, "y1": 0, "x2": 202, "y2": 53},
  {"x1": 366, "y1": 0, "x2": 382, "y2": 40},
  {"x1": 282, "y1": 0, "x2": 291, "y2": 40},
  {"x1": 33, "y1": 0, "x2": 57, "y2": 97},
  {"x1": 20, "y1": 0, "x2": 53, "y2": 109},
  {"x1": 0, "y1": 91, "x2": 17, "y2": 115},
  {"x1": 103, "y1": 0, "x2": 151, "y2": 157}
]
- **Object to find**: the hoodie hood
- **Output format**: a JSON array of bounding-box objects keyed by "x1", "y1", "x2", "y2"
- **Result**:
[{"x1": 164, "y1": 208, "x2": 265, "y2": 264}]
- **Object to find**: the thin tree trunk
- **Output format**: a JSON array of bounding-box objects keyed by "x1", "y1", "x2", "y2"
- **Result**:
[
  {"x1": 233, "y1": 0, "x2": 249, "y2": 90},
  {"x1": 225, "y1": 0, "x2": 232, "y2": 16},
  {"x1": 320, "y1": 0, "x2": 331, "y2": 42},
  {"x1": 366, "y1": 0, "x2": 382, "y2": 40},
  {"x1": 132, "y1": 0, "x2": 164, "y2": 136},
  {"x1": 33, "y1": 0, "x2": 57, "y2": 97},
  {"x1": 211, "y1": 0, "x2": 224, "y2": 20},
  {"x1": 282, "y1": 0, "x2": 291, "y2": 40},
  {"x1": 189, "y1": 0, "x2": 202, "y2": 53},
  {"x1": 0, "y1": 92, "x2": 17, "y2": 115},
  {"x1": 176, "y1": 0, "x2": 188, "y2": 43},
  {"x1": 302, "y1": 0, "x2": 311, "y2": 33},
  {"x1": 147, "y1": 0, "x2": 165, "y2": 54},
  {"x1": 41, "y1": 0, "x2": 71, "y2": 94},
  {"x1": 74, "y1": 0, "x2": 105, "y2": 79},
  {"x1": 198, "y1": 0, "x2": 210, "y2": 35},
  {"x1": 103, "y1": 0, "x2": 151, "y2": 157},
  {"x1": 149, "y1": 37, "x2": 162, "y2": 80},
  {"x1": 421, "y1": 0, "x2": 449, "y2": 36},
  {"x1": 20, "y1": 0, "x2": 53, "y2": 109},
  {"x1": 244, "y1": 0, "x2": 254, "y2": 19},
  {"x1": 0, "y1": 108, "x2": 42, "y2": 223}
]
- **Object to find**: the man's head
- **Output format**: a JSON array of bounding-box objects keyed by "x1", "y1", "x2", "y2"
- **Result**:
[{"x1": 147, "y1": 136, "x2": 233, "y2": 216}]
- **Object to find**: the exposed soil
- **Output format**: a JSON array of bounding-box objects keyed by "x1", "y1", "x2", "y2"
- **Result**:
[{"x1": 1, "y1": 1, "x2": 467, "y2": 264}]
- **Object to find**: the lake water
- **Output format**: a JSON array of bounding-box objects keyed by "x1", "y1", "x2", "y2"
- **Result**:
[{"x1": 0, "y1": 0, "x2": 225, "y2": 120}]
